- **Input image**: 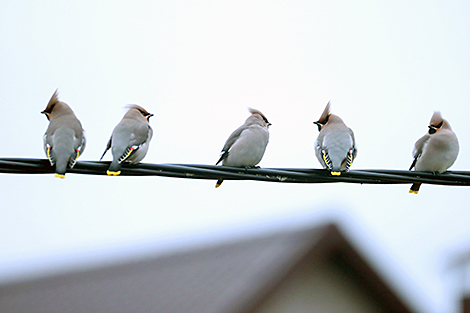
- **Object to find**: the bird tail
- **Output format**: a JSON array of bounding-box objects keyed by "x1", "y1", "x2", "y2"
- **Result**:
[
  {"x1": 107, "y1": 161, "x2": 122, "y2": 176},
  {"x1": 409, "y1": 183, "x2": 421, "y2": 194},
  {"x1": 215, "y1": 179, "x2": 223, "y2": 188},
  {"x1": 330, "y1": 165, "x2": 342, "y2": 176},
  {"x1": 54, "y1": 158, "x2": 68, "y2": 179}
]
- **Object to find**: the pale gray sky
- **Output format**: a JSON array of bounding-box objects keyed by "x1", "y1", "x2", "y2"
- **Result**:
[{"x1": 1, "y1": 1, "x2": 470, "y2": 312}]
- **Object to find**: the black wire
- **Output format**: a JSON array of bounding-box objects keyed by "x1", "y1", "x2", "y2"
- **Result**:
[{"x1": 0, "y1": 158, "x2": 469, "y2": 186}]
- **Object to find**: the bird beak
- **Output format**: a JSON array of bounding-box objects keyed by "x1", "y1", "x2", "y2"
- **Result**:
[{"x1": 428, "y1": 125, "x2": 437, "y2": 134}]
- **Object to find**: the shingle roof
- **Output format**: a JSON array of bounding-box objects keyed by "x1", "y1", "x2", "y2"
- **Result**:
[{"x1": 0, "y1": 223, "x2": 414, "y2": 313}]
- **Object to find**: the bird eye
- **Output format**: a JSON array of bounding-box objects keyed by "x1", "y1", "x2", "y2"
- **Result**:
[
  {"x1": 144, "y1": 112, "x2": 154, "y2": 121},
  {"x1": 313, "y1": 115, "x2": 329, "y2": 132},
  {"x1": 429, "y1": 121, "x2": 443, "y2": 130}
]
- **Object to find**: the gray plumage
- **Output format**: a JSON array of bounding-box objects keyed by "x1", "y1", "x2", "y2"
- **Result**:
[
  {"x1": 314, "y1": 102, "x2": 357, "y2": 175},
  {"x1": 100, "y1": 105, "x2": 153, "y2": 176},
  {"x1": 409, "y1": 111, "x2": 459, "y2": 194},
  {"x1": 215, "y1": 108, "x2": 271, "y2": 187},
  {"x1": 41, "y1": 89, "x2": 86, "y2": 178}
]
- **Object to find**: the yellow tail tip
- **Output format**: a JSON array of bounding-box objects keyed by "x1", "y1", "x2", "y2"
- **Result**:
[
  {"x1": 55, "y1": 173, "x2": 65, "y2": 179},
  {"x1": 331, "y1": 172, "x2": 341, "y2": 176},
  {"x1": 409, "y1": 190, "x2": 419, "y2": 194},
  {"x1": 215, "y1": 184, "x2": 221, "y2": 188},
  {"x1": 107, "y1": 170, "x2": 121, "y2": 176}
]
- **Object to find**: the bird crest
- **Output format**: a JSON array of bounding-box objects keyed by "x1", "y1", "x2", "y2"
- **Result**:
[
  {"x1": 318, "y1": 101, "x2": 331, "y2": 123},
  {"x1": 428, "y1": 111, "x2": 444, "y2": 134},
  {"x1": 41, "y1": 89, "x2": 60, "y2": 117},
  {"x1": 313, "y1": 101, "x2": 331, "y2": 131},
  {"x1": 248, "y1": 107, "x2": 270, "y2": 126},
  {"x1": 125, "y1": 104, "x2": 154, "y2": 120},
  {"x1": 429, "y1": 111, "x2": 443, "y2": 127}
]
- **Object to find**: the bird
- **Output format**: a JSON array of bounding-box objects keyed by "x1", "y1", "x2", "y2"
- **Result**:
[
  {"x1": 100, "y1": 105, "x2": 153, "y2": 176},
  {"x1": 409, "y1": 111, "x2": 459, "y2": 194},
  {"x1": 215, "y1": 108, "x2": 271, "y2": 188},
  {"x1": 41, "y1": 89, "x2": 86, "y2": 179},
  {"x1": 313, "y1": 101, "x2": 357, "y2": 175}
]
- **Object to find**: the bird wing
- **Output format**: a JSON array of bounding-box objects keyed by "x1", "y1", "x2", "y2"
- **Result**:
[
  {"x1": 216, "y1": 125, "x2": 247, "y2": 165},
  {"x1": 43, "y1": 133, "x2": 55, "y2": 165},
  {"x1": 314, "y1": 131, "x2": 329, "y2": 169},
  {"x1": 118, "y1": 124, "x2": 152, "y2": 163},
  {"x1": 347, "y1": 127, "x2": 358, "y2": 161},
  {"x1": 68, "y1": 135, "x2": 86, "y2": 168},
  {"x1": 410, "y1": 134, "x2": 430, "y2": 170}
]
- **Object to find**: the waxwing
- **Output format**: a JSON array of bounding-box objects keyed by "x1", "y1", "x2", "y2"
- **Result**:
[
  {"x1": 41, "y1": 89, "x2": 86, "y2": 178},
  {"x1": 100, "y1": 105, "x2": 153, "y2": 176},
  {"x1": 409, "y1": 111, "x2": 459, "y2": 194},
  {"x1": 314, "y1": 102, "x2": 357, "y2": 175},
  {"x1": 215, "y1": 108, "x2": 271, "y2": 188}
]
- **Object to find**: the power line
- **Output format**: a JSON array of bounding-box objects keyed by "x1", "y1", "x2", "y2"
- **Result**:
[{"x1": 1, "y1": 158, "x2": 469, "y2": 186}]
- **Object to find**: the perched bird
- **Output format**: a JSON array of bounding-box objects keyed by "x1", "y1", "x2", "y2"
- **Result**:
[
  {"x1": 409, "y1": 111, "x2": 459, "y2": 194},
  {"x1": 41, "y1": 89, "x2": 86, "y2": 178},
  {"x1": 215, "y1": 108, "x2": 271, "y2": 188},
  {"x1": 100, "y1": 105, "x2": 153, "y2": 176},
  {"x1": 314, "y1": 102, "x2": 357, "y2": 175}
]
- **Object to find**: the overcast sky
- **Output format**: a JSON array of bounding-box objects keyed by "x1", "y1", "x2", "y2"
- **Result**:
[{"x1": 1, "y1": 1, "x2": 470, "y2": 312}]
